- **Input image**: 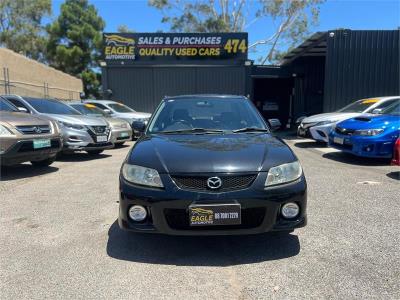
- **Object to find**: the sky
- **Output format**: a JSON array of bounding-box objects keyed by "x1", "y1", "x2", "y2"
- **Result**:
[{"x1": 50, "y1": 0, "x2": 400, "y2": 60}]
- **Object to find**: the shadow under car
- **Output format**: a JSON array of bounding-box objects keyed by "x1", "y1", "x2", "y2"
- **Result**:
[
  {"x1": 0, "y1": 164, "x2": 59, "y2": 181},
  {"x1": 106, "y1": 221, "x2": 300, "y2": 266},
  {"x1": 322, "y1": 152, "x2": 392, "y2": 166}
]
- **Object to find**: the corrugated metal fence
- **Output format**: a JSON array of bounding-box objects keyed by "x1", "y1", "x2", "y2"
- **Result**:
[{"x1": 324, "y1": 29, "x2": 400, "y2": 111}]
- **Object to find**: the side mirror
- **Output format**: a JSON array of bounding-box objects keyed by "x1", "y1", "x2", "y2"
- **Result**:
[
  {"x1": 17, "y1": 107, "x2": 28, "y2": 113},
  {"x1": 132, "y1": 120, "x2": 146, "y2": 133},
  {"x1": 372, "y1": 108, "x2": 383, "y2": 114},
  {"x1": 268, "y1": 118, "x2": 281, "y2": 131}
]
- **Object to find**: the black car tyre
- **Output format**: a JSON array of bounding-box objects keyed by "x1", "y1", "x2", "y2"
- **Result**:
[
  {"x1": 31, "y1": 157, "x2": 56, "y2": 167},
  {"x1": 87, "y1": 150, "x2": 104, "y2": 155}
]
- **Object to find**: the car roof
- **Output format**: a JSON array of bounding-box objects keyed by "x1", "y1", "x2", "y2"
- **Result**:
[
  {"x1": 163, "y1": 94, "x2": 247, "y2": 100},
  {"x1": 84, "y1": 99, "x2": 119, "y2": 104},
  {"x1": 362, "y1": 96, "x2": 400, "y2": 102}
]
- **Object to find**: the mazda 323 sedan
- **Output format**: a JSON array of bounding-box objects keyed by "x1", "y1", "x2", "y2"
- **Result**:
[{"x1": 119, "y1": 95, "x2": 307, "y2": 235}]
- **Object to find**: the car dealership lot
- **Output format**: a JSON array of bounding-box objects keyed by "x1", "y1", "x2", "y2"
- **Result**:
[{"x1": 1, "y1": 139, "x2": 399, "y2": 299}]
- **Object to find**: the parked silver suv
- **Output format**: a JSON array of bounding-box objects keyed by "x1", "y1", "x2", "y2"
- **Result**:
[{"x1": 3, "y1": 95, "x2": 113, "y2": 155}]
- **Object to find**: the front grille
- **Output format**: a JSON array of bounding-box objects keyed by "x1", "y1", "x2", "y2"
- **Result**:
[
  {"x1": 88, "y1": 125, "x2": 108, "y2": 134},
  {"x1": 335, "y1": 127, "x2": 355, "y2": 136},
  {"x1": 171, "y1": 174, "x2": 257, "y2": 192},
  {"x1": 18, "y1": 139, "x2": 61, "y2": 152},
  {"x1": 16, "y1": 125, "x2": 51, "y2": 135},
  {"x1": 164, "y1": 207, "x2": 266, "y2": 230},
  {"x1": 87, "y1": 126, "x2": 110, "y2": 141}
]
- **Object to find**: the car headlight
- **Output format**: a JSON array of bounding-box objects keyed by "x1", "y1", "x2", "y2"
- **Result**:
[
  {"x1": 122, "y1": 164, "x2": 163, "y2": 188},
  {"x1": 0, "y1": 124, "x2": 14, "y2": 136},
  {"x1": 57, "y1": 121, "x2": 85, "y2": 130},
  {"x1": 265, "y1": 161, "x2": 303, "y2": 186},
  {"x1": 353, "y1": 129, "x2": 384, "y2": 136}
]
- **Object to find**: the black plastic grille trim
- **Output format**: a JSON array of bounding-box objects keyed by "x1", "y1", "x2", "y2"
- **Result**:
[
  {"x1": 335, "y1": 127, "x2": 355, "y2": 136},
  {"x1": 171, "y1": 174, "x2": 256, "y2": 192},
  {"x1": 16, "y1": 125, "x2": 51, "y2": 135}
]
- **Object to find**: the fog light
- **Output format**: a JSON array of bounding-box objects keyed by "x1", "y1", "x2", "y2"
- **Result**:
[
  {"x1": 129, "y1": 205, "x2": 147, "y2": 221},
  {"x1": 281, "y1": 202, "x2": 299, "y2": 219}
]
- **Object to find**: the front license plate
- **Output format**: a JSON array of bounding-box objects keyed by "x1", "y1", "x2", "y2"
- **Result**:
[
  {"x1": 33, "y1": 139, "x2": 51, "y2": 149},
  {"x1": 120, "y1": 132, "x2": 129, "y2": 138},
  {"x1": 189, "y1": 204, "x2": 241, "y2": 226},
  {"x1": 96, "y1": 135, "x2": 108, "y2": 142},
  {"x1": 333, "y1": 136, "x2": 344, "y2": 145}
]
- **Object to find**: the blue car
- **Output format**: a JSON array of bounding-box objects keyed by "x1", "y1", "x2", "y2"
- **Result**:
[{"x1": 329, "y1": 100, "x2": 400, "y2": 158}]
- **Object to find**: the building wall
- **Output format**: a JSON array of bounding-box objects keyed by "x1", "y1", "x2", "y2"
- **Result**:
[
  {"x1": 0, "y1": 48, "x2": 83, "y2": 100},
  {"x1": 292, "y1": 56, "x2": 325, "y2": 117},
  {"x1": 103, "y1": 65, "x2": 248, "y2": 113},
  {"x1": 323, "y1": 29, "x2": 400, "y2": 111}
]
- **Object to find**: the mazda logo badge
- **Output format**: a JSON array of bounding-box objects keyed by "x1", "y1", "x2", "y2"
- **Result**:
[
  {"x1": 33, "y1": 127, "x2": 42, "y2": 134},
  {"x1": 207, "y1": 177, "x2": 222, "y2": 189}
]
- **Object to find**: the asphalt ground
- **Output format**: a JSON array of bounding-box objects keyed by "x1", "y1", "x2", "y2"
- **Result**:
[{"x1": 1, "y1": 137, "x2": 399, "y2": 299}]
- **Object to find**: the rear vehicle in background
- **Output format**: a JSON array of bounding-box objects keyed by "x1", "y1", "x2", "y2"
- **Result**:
[
  {"x1": 391, "y1": 138, "x2": 400, "y2": 166},
  {"x1": 0, "y1": 97, "x2": 62, "y2": 166},
  {"x1": 2, "y1": 95, "x2": 113, "y2": 155},
  {"x1": 298, "y1": 96, "x2": 399, "y2": 142},
  {"x1": 84, "y1": 100, "x2": 151, "y2": 138},
  {"x1": 329, "y1": 100, "x2": 400, "y2": 159},
  {"x1": 68, "y1": 102, "x2": 132, "y2": 146}
]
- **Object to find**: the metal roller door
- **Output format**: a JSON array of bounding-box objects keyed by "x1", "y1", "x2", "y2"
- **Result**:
[{"x1": 105, "y1": 65, "x2": 247, "y2": 113}]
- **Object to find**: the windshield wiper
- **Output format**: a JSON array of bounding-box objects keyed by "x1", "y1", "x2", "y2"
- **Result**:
[
  {"x1": 158, "y1": 128, "x2": 225, "y2": 134},
  {"x1": 232, "y1": 127, "x2": 270, "y2": 133}
]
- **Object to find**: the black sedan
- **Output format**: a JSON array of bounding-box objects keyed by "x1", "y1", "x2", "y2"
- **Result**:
[{"x1": 119, "y1": 95, "x2": 307, "y2": 235}]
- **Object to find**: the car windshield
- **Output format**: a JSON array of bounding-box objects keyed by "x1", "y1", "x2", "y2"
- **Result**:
[
  {"x1": 108, "y1": 103, "x2": 135, "y2": 113},
  {"x1": 25, "y1": 98, "x2": 81, "y2": 115},
  {"x1": 338, "y1": 99, "x2": 379, "y2": 113},
  {"x1": 381, "y1": 101, "x2": 400, "y2": 115},
  {"x1": 0, "y1": 98, "x2": 18, "y2": 112},
  {"x1": 70, "y1": 103, "x2": 107, "y2": 116},
  {"x1": 148, "y1": 97, "x2": 267, "y2": 133}
]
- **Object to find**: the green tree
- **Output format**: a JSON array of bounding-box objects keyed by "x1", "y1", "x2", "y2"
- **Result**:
[
  {"x1": 148, "y1": 0, "x2": 324, "y2": 64},
  {"x1": 117, "y1": 24, "x2": 135, "y2": 33},
  {"x1": 46, "y1": 0, "x2": 105, "y2": 98},
  {"x1": 0, "y1": 0, "x2": 51, "y2": 61}
]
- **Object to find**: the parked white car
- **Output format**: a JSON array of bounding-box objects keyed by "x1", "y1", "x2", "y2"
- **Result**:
[{"x1": 298, "y1": 96, "x2": 400, "y2": 142}]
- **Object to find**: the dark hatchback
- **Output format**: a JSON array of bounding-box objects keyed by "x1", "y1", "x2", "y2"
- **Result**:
[{"x1": 119, "y1": 95, "x2": 307, "y2": 235}]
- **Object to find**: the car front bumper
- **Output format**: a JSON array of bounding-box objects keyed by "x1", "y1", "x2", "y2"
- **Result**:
[
  {"x1": 0, "y1": 138, "x2": 62, "y2": 166},
  {"x1": 110, "y1": 128, "x2": 133, "y2": 144},
  {"x1": 309, "y1": 124, "x2": 333, "y2": 143},
  {"x1": 61, "y1": 127, "x2": 114, "y2": 152},
  {"x1": 328, "y1": 133, "x2": 396, "y2": 158},
  {"x1": 119, "y1": 174, "x2": 307, "y2": 236}
]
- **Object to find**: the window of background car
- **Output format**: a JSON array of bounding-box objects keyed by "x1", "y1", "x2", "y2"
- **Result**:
[
  {"x1": 25, "y1": 98, "x2": 81, "y2": 115},
  {"x1": 338, "y1": 99, "x2": 378, "y2": 113},
  {"x1": 381, "y1": 100, "x2": 400, "y2": 115},
  {"x1": 108, "y1": 103, "x2": 135, "y2": 113},
  {"x1": 0, "y1": 98, "x2": 18, "y2": 112},
  {"x1": 71, "y1": 104, "x2": 107, "y2": 117},
  {"x1": 87, "y1": 102, "x2": 108, "y2": 110},
  {"x1": 148, "y1": 97, "x2": 266, "y2": 133},
  {"x1": 365, "y1": 98, "x2": 399, "y2": 113}
]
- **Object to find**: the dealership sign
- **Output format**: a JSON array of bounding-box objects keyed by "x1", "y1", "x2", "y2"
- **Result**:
[{"x1": 103, "y1": 33, "x2": 248, "y2": 64}]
